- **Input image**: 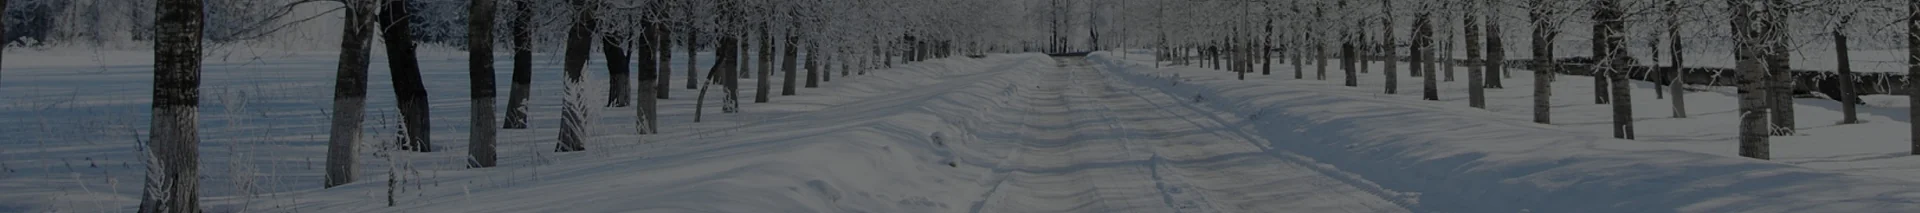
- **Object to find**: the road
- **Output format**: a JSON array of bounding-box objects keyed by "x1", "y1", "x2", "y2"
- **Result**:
[{"x1": 968, "y1": 56, "x2": 1414, "y2": 213}]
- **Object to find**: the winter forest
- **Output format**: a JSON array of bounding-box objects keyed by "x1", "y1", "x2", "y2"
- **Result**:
[{"x1": 9, "y1": 0, "x2": 1920, "y2": 212}]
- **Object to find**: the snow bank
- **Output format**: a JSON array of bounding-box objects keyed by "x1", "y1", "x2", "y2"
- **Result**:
[{"x1": 1089, "y1": 52, "x2": 1920, "y2": 213}]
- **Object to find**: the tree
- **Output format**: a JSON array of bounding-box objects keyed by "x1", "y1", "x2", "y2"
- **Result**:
[
  {"x1": 1, "y1": 0, "x2": 6, "y2": 86},
  {"x1": 755, "y1": 22, "x2": 773, "y2": 103},
  {"x1": 686, "y1": 17, "x2": 700, "y2": 90},
  {"x1": 1910, "y1": 0, "x2": 1920, "y2": 155},
  {"x1": 1483, "y1": 0, "x2": 1505, "y2": 89},
  {"x1": 556, "y1": 0, "x2": 597, "y2": 152},
  {"x1": 505, "y1": 0, "x2": 534, "y2": 129},
  {"x1": 781, "y1": 20, "x2": 800, "y2": 96},
  {"x1": 1383, "y1": 0, "x2": 1398, "y2": 94},
  {"x1": 467, "y1": 0, "x2": 498, "y2": 168},
  {"x1": 142, "y1": 0, "x2": 203, "y2": 212},
  {"x1": 1419, "y1": 12, "x2": 1438, "y2": 101},
  {"x1": 1766, "y1": 0, "x2": 1793, "y2": 136},
  {"x1": 1736, "y1": 0, "x2": 1771, "y2": 159},
  {"x1": 603, "y1": 28, "x2": 633, "y2": 108},
  {"x1": 637, "y1": 13, "x2": 660, "y2": 135},
  {"x1": 1529, "y1": 0, "x2": 1553, "y2": 124},
  {"x1": 378, "y1": 0, "x2": 433, "y2": 152},
  {"x1": 1835, "y1": 15, "x2": 1857, "y2": 124},
  {"x1": 1466, "y1": 1, "x2": 1485, "y2": 109},
  {"x1": 326, "y1": 0, "x2": 378, "y2": 188},
  {"x1": 656, "y1": 0, "x2": 673, "y2": 99},
  {"x1": 1596, "y1": 0, "x2": 1631, "y2": 139},
  {"x1": 1667, "y1": 0, "x2": 1686, "y2": 118},
  {"x1": 806, "y1": 40, "x2": 821, "y2": 88}
]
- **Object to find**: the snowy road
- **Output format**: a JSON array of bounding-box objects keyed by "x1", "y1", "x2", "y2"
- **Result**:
[{"x1": 970, "y1": 57, "x2": 1410, "y2": 213}]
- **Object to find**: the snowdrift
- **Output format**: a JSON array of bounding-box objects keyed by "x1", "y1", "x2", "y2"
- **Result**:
[{"x1": 1090, "y1": 52, "x2": 1920, "y2": 213}]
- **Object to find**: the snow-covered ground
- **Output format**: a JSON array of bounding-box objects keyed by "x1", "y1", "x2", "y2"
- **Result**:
[
  {"x1": 1098, "y1": 50, "x2": 1920, "y2": 212},
  {"x1": 5, "y1": 46, "x2": 1920, "y2": 212}
]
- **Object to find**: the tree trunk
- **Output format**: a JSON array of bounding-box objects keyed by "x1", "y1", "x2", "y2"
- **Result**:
[
  {"x1": 1599, "y1": 0, "x2": 1633, "y2": 139},
  {"x1": 141, "y1": 0, "x2": 203, "y2": 212},
  {"x1": 466, "y1": 0, "x2": 498, "y2": 168},
  {"x1": 1444, "y1": 34, "x2": 1456, "y2": 82},
  {"x1": 1909, "y1": 0, "x2": 1920, "y2": 155},
  {"x1": 1836, "y1": 16, "x2": 1858, "y2": 124},
  {"x1": 1343, "y1": 39, "x2": 1357, "y2": 86},
  {"x1": 756, "y1": 23, "x2": 773, "y2": 103},
  {"x1": 505, "y1": 0, "x2": 534, "y2": 129},
  {"x1": 326, "y1": 0, "x2": 377, "y2": 188},
  {"x1": 782, "y1": 28, "x2": 799, "y2": 96},
  {"x1": 806, "y1": 43, "x2": 820, "y2": 88},
  {"x1": 379, "y1": 0, "x2": 432, "y2": 152},
  {"x1": 1736, "y1": 0, "x2": 1771, "y2": 159},
  {"x1": 687, "y1": 28, "x2": 700, "y2": 90},
  {"x1": 1383, "y1": 0, "x2": 1397, "y2": 94},
  {"x1": 636, "y1": 22, "x2": 659, "y2": 135},
  {"x1": 725, "y1": 35, "x2": 741, "y2": 112},
  {"x1": 1264, "y1": 18, "x2": 1273, "y2": 76},
  {"x1": 1467, "y1": 10, "x2": 1485, "y2": 108},
  {"x1": 556, "y1": 0, "x2": 596, "y2": 152},
  {"x1": 1, "y1": 0, "x2": 6, "y2": 86},
  {"x1": 1419, "y1": 13, "x2": 1438, "y2": 101},
  {"x1": 1485, "y1": 1, "x2": 1506, "y2": 89},
  {"x1": 656, "y1": 14, "x2": 672, "y2": 99},
  {"x1": 1531, "y1": 0, "x2": 1553, "y2": 124},
  {"x1": 1767, "y1": 0, "x2": 1794, "y2": 136},
  {"x1": 602, "y1": 31, "x2": 633, "y2": 107},
  {"x1": 1669, "y1": 0, "x2": 1686, "y2": 118},
  {"x1": 697, "y1": 36, "x2": 739, "y2": 122},
  {"x1": 1316, "y1": 43, "x2": 1328, "y2": 80}
]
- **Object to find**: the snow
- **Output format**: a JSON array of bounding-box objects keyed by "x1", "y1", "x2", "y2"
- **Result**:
[
  {"x1": 1092, "y1": 51, "x2": 1920, "y2": 212},
  {"x1": 4, "y1": 46, "x2": 1920, "y2": 212}
]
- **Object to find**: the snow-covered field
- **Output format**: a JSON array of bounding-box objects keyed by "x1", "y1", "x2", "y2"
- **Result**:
[{"x1": 5, "y1": 46, "x2": 1920, "y2": 212}]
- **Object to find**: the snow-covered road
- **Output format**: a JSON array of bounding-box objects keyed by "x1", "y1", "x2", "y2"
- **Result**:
[{"x1": 971, "y1": 57, "x2": 1409, "y2": 213}]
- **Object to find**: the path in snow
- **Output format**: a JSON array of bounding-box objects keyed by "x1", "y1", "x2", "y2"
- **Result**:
[{"x1": 969, "y1": 57, "x2": 1409, "y2": 213}]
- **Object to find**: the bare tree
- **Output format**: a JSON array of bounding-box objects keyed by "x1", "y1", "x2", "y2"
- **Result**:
[
  {"x1": 467, "y1": 0, "x2": 498, "y2": 167},
  {"x1": 1736, "y1": 0, "x2": 1771, "y2": 159},
  {"x1": 756, "y1": 21, "x2": 772, "y2": 103},
  {"x1": 781, "y1": 20, "x2": 800, "y2": 96},
  {"x1": 1530, "y1": 0, "x2": 1555, "y2": 124},
  {"x1": 1667, "y1": 0, "x2": 1686, "y2": 118},
  {"x1": 1910, "y1": 0, "x2": 1920, "y2": 155},
  {"x1": 1834, "y1": 15, "x2": 1857, "y2": 124},
  {"x1": 556, "y1": 0, "x2": 597, "y2": 152},
  {"x1": 1766, "y1": 0, "x2": 1793, "y2": 136},
  {"x1": 1466, "y1": 1, "x2": 1485, "y2": 108},
  {"x1": 142, "y1": 0, "x2": 203, "y2": 212},
  {"x1": 326, "y1": 0, "x2": 378, "y2": 187},
  {"x1": 603, "y1": 28, "x2": 633, "y2": 108},
  {"x1": 656, "y1": 0, "x2": 673, "y2": 99},
  {"x1": 636, "y1": 5, "x2": 660, "y2": 135},
  {"x1": 1597, "y1": 0, "x2": 1632, "y2": 139},
  {"x1": 1383, "y1": 0, "x2": 1398, "y2": 94},
  {"x1": 505, "y1": 0, "x2": 534, "y2": 129},
  {"x1": 378, "y1": 0, "x2": 433, "y2": 152},
  {"x1": 1484, "y1": 0, "x2": 1505, "y2": 89},
  {"x1": 1419, "y1": 11, "x2": 1438, "y2": 101}
]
